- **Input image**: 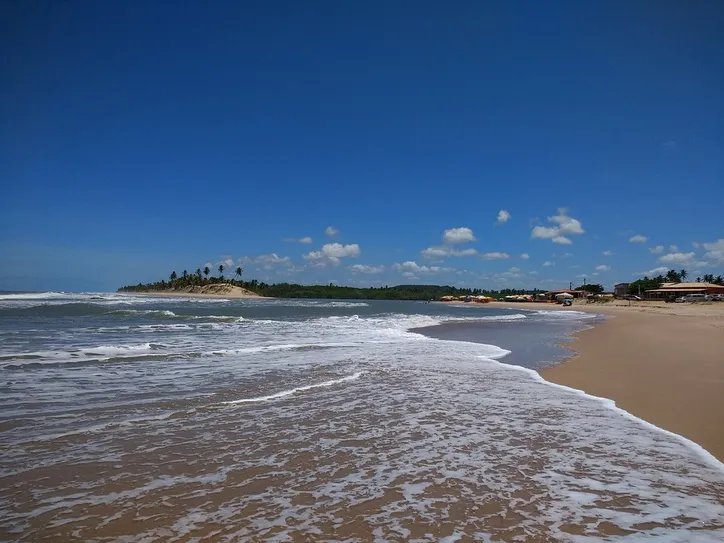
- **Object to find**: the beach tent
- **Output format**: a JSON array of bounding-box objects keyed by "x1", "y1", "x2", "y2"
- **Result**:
[{"x1": 555, "y1": 293, "x2": 574, "y2": 303}]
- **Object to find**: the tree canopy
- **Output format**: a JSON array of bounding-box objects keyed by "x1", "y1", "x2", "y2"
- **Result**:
[
  {"x1": 626, "y1": 269, "x2": 724, "y2": 295},
  {"x1": 574, "y1": 283, "x2": 604, "y2": 294},
  {"x1": 118, "y1": 270, "x2": 545, "y2": 300}
]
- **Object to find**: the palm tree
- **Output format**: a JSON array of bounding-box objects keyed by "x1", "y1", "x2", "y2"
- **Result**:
[
  {"x1": 218, "y1": 264, "x2": 224, "y2": 280},
  {"x1": 679, "y1": 269, "x2": 688, "y2": 282},
  {"x1": 696, "y1": 277, "x2": 701, "y2": 283},
  {"x1": 182, "y1": 270, "x2": 188, "y2": 281},
  {"x1": 235, "y1": 266, "x2": 243, "y2": 284},
  {"x1": 203, "y1": 266, "x2": 210, "y2": 280},
  {"x1": 170, "y1": 271, "x2": 178, "y2": 282},
  {"x1": 716, "y1": 275, "x2": 724, "y2": 286},
  {"x1": 196, "y1": 268, "x2": 202, "y2": 282}
]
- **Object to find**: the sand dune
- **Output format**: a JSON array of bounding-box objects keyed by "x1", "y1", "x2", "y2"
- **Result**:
[{"x1": 133, "y1": 283, "x2": 264, "y2": 298}]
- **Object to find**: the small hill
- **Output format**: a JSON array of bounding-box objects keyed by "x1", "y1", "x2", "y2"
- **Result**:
[
  {"x1": 121, "y1": 282, "x2": 264, "y2": 298},
  {"x1": 168, "y1": 283, "x2": 263, "y2": 298}
]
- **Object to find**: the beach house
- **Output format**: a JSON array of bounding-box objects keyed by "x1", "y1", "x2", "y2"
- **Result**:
[
  {"x1": 543, "y1": 289, "x2": 587, "y2": 300},
  {"x1": 613, "y1": 283, "x2": 630, "y2": 297},
  {"x1": 644, "y1": 282, "x2": 724, "y2": 299}
]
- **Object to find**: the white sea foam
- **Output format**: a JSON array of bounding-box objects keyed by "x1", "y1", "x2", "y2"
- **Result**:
[
  {"x1": 108, "y1": 309, "x2": 177, "y2": 317},
  {"x1": 222, "y1": 372, "x2": 364, "y2": 405},
  {"x1": 0, "y1": 291, "x2": 70, "y2": 300},
  {"x1": 476, "y1": 313, "x2": 527, "y2": 321},
  {"x1": 3, "y1": 301, "x2": 723, "y2": 540},
  {"x1": 533, "y1": 309, "x2": 599, "y2": 320},
  {"x1": 0, "y1": 343, "x2": 171, "y2": 367}
]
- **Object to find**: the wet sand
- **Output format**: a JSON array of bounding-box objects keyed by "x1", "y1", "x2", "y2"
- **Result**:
[{"x1": 442, "y1": 300, "x2": 724, "y2": 461}]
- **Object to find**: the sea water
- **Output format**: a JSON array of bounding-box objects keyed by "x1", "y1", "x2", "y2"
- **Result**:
[{"x1": 1, "y1": 293, "x2": 723, "y2": 541}]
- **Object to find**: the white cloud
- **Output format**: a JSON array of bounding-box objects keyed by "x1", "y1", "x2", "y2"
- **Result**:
[
  {"x1": 421, "y1": 246, "x2": 478, "y2": 259},
  {"x1": 602, "y1": 250, "x2": 614, "y2": 256},
  {"x1": 496, "y1": 210, "x2": 511, "y2": 225},
  {"x1": 480, "y1": 252, "x2": 510, "y2": 260},
  {"x1": 563, "y1": 253, "x2": 573, "y2": 258},
  {"x1": 692, "y1": 241, "x2": 700, "y2": 249},
  {"x1": 659, "y1": 252, "x2": 696, "y2": 265},
  {"x1": 303, "y1": 243, "x2": 360, "y2": 267},
  {"x1": 532, "y1": 226, "x2": 559, "y2": 239},
  {"x1": 325, "y1": 226, "x2": 340, "y2": 237},
  {"x1": 548, "y1": 209, "x2": 584, "y2": 234},
  {"x1": 320, "y1": 243, "x2": 360, "y2": 258},
  {"x1": 237, "y1": 254, "x2": 293, "y2": 270},
  {"x1": 254, "y1": 253, "x2": 292, "y2": 269},
  {"x1": 221, "y1": 258, "x2": 234, "y2": 268},
  {"x1": 543, "y1": 261, "x2": 554, "y2": 267},
  {"x1": 283, "y1": 236, "x2": 313, "y2": 244},
  {"x1": 349, "y1": 264, "x2": 385, "y2": 274},
  {"x1": 703, "y1": 239, "x2": 724, "y2": 263},
  {"x1": 508, "y1": 267, "x2": 521, "y2": 272},
  {"x1": 668, "y1": 245, "x2": 678, "y2": 252},
  {"x1": 531, "y1": 208, "x2": 584, "y2": 244},
  {"x1": 393, "y1": 261, "x2": 450, "y2": 274},
  {"x1": 595, "y1": 265, "x2": 611, "y2": 272},
  {"x1": 636, "y1": 266, "x2": 669, "y2": 277},
  {"x1": 420, "y1": 246, "x2": 449, "y2": 259},
  {"x1": 629, "y1": 234, "x2": 648, "y2": 243},
  {"x1": 519, "y1": 253, "x2": 530, "y2": 260},
  {"x1": 649, "y1": 245, "x2": 664, "y2": 254},
  {"x1": 443, "y1": 227, "x2": 476, "y2": 244}
]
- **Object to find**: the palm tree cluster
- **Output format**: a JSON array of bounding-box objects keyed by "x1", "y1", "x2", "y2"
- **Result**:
[
  {"x1": 699, "y1": 273, "x2": 724, "y2": 284},
  {"x1": 628, "y1": 268, "x2": 724, "y2": 295},
  {"x1": 119, "y1": 266, "x2": 247, "y2": 292}
]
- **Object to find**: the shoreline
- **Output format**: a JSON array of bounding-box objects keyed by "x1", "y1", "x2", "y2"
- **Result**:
[{"x1": 451, "y1": 300, "x2": 724, "y2": 462}]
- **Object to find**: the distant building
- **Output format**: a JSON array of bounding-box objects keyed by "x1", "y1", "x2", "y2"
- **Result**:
[
  {"x1": 645, "y1": 282, "x2": 724, "y2": 299},
  {"x1": 614, "y1": 283, "x2": 630, "y2": 297},
  {"x1": 544, "y1": 289, "x2": 586, "y2": 300}
]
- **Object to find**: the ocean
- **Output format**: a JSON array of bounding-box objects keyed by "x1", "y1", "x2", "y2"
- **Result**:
[{"x1": 1, "y1": 292, "x2": 723, "y2": 541}]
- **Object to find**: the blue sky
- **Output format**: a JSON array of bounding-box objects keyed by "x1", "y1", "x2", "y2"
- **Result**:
[{"x1": 2, "y1": 1, "x2": 722, "y2": 292}]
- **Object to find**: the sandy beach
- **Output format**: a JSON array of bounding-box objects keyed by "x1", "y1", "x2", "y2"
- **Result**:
[
  {"x1": 126, "y1": 284, "x2": 265, "y2": 299},
  {"x1": 444, "y1": 300, "x2": 724, "y2": 461}
]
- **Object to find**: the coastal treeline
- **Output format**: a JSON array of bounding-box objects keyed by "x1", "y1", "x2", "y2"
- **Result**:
[
  {"x1": 118, "y1": 269, "x2": 543, "y2": 300},
  {"x1": 249, "y1": 283, "x2": 542, "y2": 300},
  {"x1": 628, "y1": 270, "x2": 724, "y2": 294},
  {"x1": 118, "y1": 265, "x2": 247, "y2": 292}
]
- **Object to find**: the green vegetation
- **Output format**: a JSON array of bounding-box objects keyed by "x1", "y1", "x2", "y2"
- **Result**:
[
  {"x1": 627, "y1": 269, "x2": 724, "y2": 295},
  {"x1": 250, "y1": 284, "x2": 543, "y2": 300},
  {"x1": 119, "y1": 267, "x2": 245, "y2": 292},
  {"x1": 701, "y1": 273, "x2": 724, "y2": 284},
  {"x1": 574, "y1": 283, "x2": 604, "y2": 294},
  {"x1": 118, "y1": 270, "x2": 545, "y2": 300}
]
